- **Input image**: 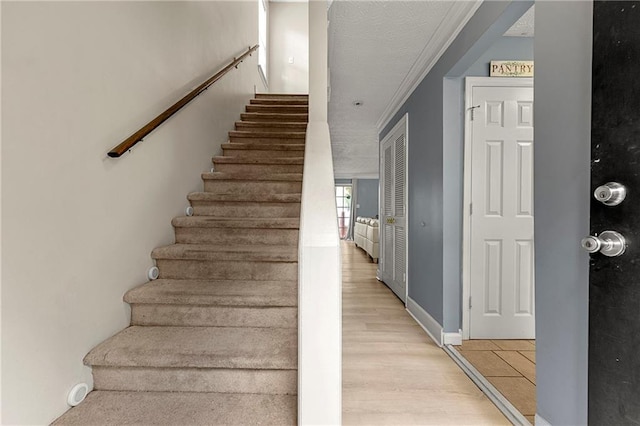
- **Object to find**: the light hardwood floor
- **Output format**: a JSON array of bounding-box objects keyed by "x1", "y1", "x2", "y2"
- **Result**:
[{"x1": 341, "y1": 240, "x2": 509, "y2": 425}]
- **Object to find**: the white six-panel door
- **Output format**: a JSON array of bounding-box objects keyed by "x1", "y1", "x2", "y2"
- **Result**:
[
  {"x1": 380, "y1": 114, "x2": 407, "y2": 303},
  {"x1": 467, "y1": 80, "x2": 535, "y2": 339}
]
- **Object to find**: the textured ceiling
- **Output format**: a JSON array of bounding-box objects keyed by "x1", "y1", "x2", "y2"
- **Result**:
[
  {"x1": 328, "y1": 1, "x2": 480, "y2": 178},
  {"x1": 504, "y1": 5, "x2": 534, "y2": 37}
]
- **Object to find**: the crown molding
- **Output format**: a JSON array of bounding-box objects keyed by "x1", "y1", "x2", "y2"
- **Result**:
[{"x1": 376, "y1": 0, "x2": 482, "y2": 133}]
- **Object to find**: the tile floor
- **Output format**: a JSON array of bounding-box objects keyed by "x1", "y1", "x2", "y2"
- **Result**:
[{"x1": 457, "y1": 339, "x2": 536, "y2": 424}]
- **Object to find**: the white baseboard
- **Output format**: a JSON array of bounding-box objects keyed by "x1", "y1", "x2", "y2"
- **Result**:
[
  {"x1": 406, "y1": 298, "x2": 463, "y2": 347},
  {"x1": 535, "y1": 414, "x2": 552, "y2": 426},
  {"x1": 443, "y1": 330, "x2": 462, "y2": 346},
  {"x1": 406, "y1": 297, "x2": 443, "y2": 346}
]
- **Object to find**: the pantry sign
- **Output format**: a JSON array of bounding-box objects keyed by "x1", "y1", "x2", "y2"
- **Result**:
[{"x1": 490, "y1": 60, "x2": 534, "y2": 77}]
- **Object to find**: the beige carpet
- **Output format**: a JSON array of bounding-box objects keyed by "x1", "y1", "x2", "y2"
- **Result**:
[{"x1": 54, "y1": 94, "x2": 308, "y2": 425}]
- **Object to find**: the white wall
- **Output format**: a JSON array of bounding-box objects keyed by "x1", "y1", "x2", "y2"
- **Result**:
[
  {"x1": 1, "y1": 2, "x2": 261, "y2": 424},
  {"x1": 269, "y1": 1, "x2": 309, "y2": 93}
]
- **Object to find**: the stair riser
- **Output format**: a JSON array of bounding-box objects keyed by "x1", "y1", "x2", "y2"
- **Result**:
[
  {"x1": 235, "y1": 124, "x2": 307, "y2": 133},
  {"x1": 222, "y1": 148, "x2": 304, "y2": 159},
  {"x1": 246, "y1": 106, "x2": 309, "y2": 114},
  {"x1": 175, "y1": 227, "x2": 299, "y2": 245},
  {"x1": 156, "y1": 260, "x2": 298, "y2": 280},
  {"x1": 131, "y1": 305, "x2": 297, "y2": 328},
  {"x1": 124, "y1": 279, "x2": 299, "y2": 306},
  {"x1": 190, "y1": 202, "x2": 300, "y2": 218},
  {"x1": 203, "y1": 180, "x2": 302, "y2": 194},
  {"x1": 213, "y1": 163, "x2": 303, "y2": 174},
  {"x1": 256, "y1": 94, "x2": 308, "y2": 100},
  {"x1": 250, "y1": 99, "x2": 308, "y2": 106},
  {"x1": 229, "y1": 137, "x2": 305, "y2": 145},
  {"x1": 241, "y1": 113, "x2": 308, "y2": 122},
  {"x1": 92, "y1": 367, "x2": 297, "y2": 395}
]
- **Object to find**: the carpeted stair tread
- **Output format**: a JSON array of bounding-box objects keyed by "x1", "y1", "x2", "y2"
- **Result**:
[
  {"x1": 90, "y1": 367, "x2": 297, "y2": 394},
  {"x1": 172, "y1": 217, "x2": 300, "y2": 245},
  {"x1": 53, "y1": 391, "x2": 296, "y2": 425},
  {"x1": 151, "y1": 244, "x2": 297, "y2": 262},
  {"x1": 229, "y1": 130, "x2": 306, "y2": 139},
  {"x1": 202, "y1": 180, "x2": 302, "y2": 196},
  {"x1": 84, "y1": 326, "x2": 297, "y2": 369},
  {"x1": 187, "y1": 191, "x2": 300, "y2": 203},
  {"x1": 245, "y1": 105, "x2": 309, "y2": 114},
  {"x1": 211, "y1": 156, "x2": 303, "y2": 174},
  {"x1": 250, "y1": 98, "x2": 308, "y2": 105},
  {"x1": 235, "y1": 121, "x2": 307, "y2": 131},
  {"x1": 124, "y1": 279, "x2": 297, "y2": 306},
  {"x1": 255, "y1": 93, "x2": 308, "y2": 99},
  {"x1": 172, "y1": 216, "x2": 300, "y2": 229},
  {"x1": 202, "y1": 172, "x2": 303, "y2": 182},
  {"x1": 213, "y1": 156, "x2": 304, "y2": 165},
  {"x1": 221, "y1": 142, "x2": 305, "y2": 151},
  {"x1": 241, "y1": 112, "x2": 308, "y2": 122}
]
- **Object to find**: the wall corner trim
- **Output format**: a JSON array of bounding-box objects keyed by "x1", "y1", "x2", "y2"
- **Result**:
[
  {"x1": 406, "y1": 297, "x2": 443, "y2": 347},
  {"x1": 534, "y1": 414, "x2": 552, "y2": 426},
  {"x1": 442, "y1": 330, "x2": 463, "y2": 346}
]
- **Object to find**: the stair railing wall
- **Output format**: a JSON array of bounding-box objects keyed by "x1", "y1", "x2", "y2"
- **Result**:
[
  {"x1": 298, "y1": 1, "x2": 341, "y2": 424},
  {"x1": 298, "y1": 121, "x2": 341, "y2": 426}
]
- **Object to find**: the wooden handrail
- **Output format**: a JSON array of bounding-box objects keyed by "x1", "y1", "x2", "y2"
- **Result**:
[{"x1": 108, "y1": 45, "x2": 259, "y2": 158}]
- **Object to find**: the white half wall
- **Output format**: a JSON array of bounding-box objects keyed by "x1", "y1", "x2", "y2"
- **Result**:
[
  {"x1": 269, "y1": 1, "x2": 309, "y2": 93},
  {"x1": 1, "y1": 2, "x2": 261, "y2": 424},
  {"x1": 298, "y1": 124, "x2": 341, "y2": 426},
  {"x1": 298, "y1": 2, "x2": 340, "y2": 424}
]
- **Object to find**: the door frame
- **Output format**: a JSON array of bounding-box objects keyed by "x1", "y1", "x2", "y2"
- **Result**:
[
  {"x1": 379, "y1": 113, "x2": 409, "y2": 304},
  {"x1": 461, "y1": 77, "x2": 534, "y2": 339},
  {"x1": 335, "y1": 183, "x2": 353, "y2": 240}
]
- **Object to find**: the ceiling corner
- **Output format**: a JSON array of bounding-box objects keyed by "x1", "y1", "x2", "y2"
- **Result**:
[{"x1": 375, "y1": 0, "x2": 482, "y2": 132}]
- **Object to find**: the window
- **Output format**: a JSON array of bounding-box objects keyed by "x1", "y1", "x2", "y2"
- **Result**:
[
  {"x1": 258, "y1": 0, "x2": 268, "y2": 83},
  {"x1": 336, "y1": 185, "x2": 352, "y2": 240}
]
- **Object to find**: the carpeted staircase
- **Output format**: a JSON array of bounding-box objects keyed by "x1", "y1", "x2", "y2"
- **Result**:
[{"x1": 54, "y1": 94, "x2": 308, "y2": 425}]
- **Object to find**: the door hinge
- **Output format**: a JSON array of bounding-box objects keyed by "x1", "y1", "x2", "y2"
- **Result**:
[
  {"x1": 469, "y1": 203, "x2": 473, "y2": 215},
  {"x1": 403, "y1": 273, "x2": 406, "y2": 282},
  {"x1": 469, "y1": 297, "x2": 472, "y2": 309}
]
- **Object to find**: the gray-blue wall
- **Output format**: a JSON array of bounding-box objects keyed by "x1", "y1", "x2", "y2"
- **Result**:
[
  {"x1": 442, "y1": 35, "x2": 534, "y2": 332},
  {"x1": 379, "y1": 1, "x2": 591, "y2": 423},
  {"x1": 534, "y1": 1, "x2": 591, "y2": 424},
  {"x1": 466, "y1": 36, "x2": 534, "y2": 75},
  {"x1": 380, "y1": 0, "x2": 533, "y2": 329},
  {"x1": 355, "y1": 179, "x2": 379, "y2": 218}
]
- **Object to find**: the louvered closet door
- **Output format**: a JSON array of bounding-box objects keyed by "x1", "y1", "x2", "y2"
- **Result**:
[{"x1": 380, "y1": 116, "x2": 407, "y2": 302}]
